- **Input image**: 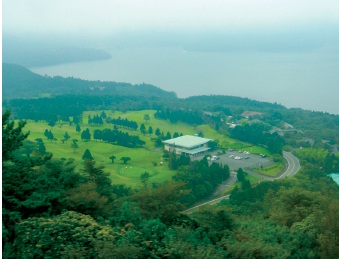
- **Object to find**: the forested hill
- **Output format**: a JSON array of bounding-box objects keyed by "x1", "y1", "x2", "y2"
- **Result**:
[
  {"x1": 184, "y1": 95, "x2": 285, "y2": 111},
  {"x1": 2, "y1": 63, "x2": 177, "y2": 100}
]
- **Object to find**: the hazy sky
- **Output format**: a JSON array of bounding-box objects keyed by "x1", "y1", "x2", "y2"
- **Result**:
[
  {"x1": 3, "y1": 0, "x2": 339, "y2": 36},
  {"x1": 3, "y1": 1, "x2": 339, "y2": 114}
]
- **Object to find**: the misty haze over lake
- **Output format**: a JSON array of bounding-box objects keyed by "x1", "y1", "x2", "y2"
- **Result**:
[
  {"x1": 30, "y1": 33, "x2": 339, "y2": 115},
  {"x1": 3, "y1": 0, "x2": 339, "y2": 115}
]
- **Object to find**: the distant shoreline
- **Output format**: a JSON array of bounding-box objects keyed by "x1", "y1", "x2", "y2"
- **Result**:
[{"x1": 3, "y1": 46, "x2": 112, "y2": 68}]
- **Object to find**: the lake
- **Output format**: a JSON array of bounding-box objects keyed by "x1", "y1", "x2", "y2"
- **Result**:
[{"x1": 31, "y1": 47, "x2": 339, "y2": 115}]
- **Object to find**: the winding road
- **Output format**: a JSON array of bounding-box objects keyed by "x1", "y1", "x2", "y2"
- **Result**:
[
  {"x1": 278, "y1": 151, "x2": 301, "y2": 178},
  {"x1": 182, "y1": 151, "x2": 300, "y2": 213}
]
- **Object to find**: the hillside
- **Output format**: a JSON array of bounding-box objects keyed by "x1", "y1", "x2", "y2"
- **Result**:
[{"x1": 2, "y1": 63, "x2": 177, "y2": 100}]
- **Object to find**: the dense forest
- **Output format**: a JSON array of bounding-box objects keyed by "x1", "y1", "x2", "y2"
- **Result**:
[{"x1": 3, "y1": 109, "x2": 339, "y2": 258}]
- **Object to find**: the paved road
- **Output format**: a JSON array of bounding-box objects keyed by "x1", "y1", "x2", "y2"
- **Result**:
[
  {"x1": 182, "y1": 151, "x2": 300, "y2": 213},
  {"x1": 213, "y1": 172, "x2": 237, "y2": 196},
  {"x1": 183, "y1": 195, "x2": 231, "y2": 214},
  {"x1": 278, "y1": 151, "x2": 301, "y2": 179}
]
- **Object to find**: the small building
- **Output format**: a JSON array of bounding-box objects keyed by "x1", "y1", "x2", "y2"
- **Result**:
[{"x1": 163, "y1": 135, "x2": 212, "y2": 156}]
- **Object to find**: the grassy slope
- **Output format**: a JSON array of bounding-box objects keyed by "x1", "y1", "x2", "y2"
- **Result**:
[{"x1": 24, "y1": 110, "x2": 271, "y2": 187}]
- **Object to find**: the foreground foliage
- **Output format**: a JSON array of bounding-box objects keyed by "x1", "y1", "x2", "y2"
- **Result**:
[{"x1": 2, "y1": 111, "x2": 339, "y2": 258}]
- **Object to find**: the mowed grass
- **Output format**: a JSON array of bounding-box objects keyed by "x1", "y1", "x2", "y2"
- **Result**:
[
  {"x1": 23, "y1": 120, "x2": 175, "y2": 187},
  {"x1": 22, "y1": 110, "x2": 265, "y2": 187},
  {"x1": 253, "y1": 161, "x2": 285, "y2": 177}
]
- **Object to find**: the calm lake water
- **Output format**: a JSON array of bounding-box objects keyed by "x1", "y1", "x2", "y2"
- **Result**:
[{"x1": 31, "y1": 47, "x2": 339, "y2": 115}]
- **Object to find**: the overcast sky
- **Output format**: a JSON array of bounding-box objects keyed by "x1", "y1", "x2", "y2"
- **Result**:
[{"x1": 3, "y1": 0, "x2": 339, "y2": 36}]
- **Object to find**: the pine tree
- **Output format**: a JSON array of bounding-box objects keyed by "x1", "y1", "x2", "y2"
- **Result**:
[
  {"x1": 76, "y1": 124, "x2": 81, "y2": 133},
  {"x1": 82, "y1": 149, "x2": 94, "y2": 160}
]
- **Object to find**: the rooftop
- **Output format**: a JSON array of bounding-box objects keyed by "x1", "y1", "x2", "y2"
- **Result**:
[{"x1": 163, "y1": 135, "x2": 212, "y2": 149}]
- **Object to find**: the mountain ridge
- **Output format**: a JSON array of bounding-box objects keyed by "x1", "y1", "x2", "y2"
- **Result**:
[{"x1": 2, "y1": 63, "x2": 177, "y2": 100}]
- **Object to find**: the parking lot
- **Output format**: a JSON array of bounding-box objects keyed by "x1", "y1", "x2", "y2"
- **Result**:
[{"x1": 193, "y1": 149, "x2": 274, "y2": 171}]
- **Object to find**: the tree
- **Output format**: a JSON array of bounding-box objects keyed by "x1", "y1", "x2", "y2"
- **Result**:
[
  {"x1": 121, "y1": 157, "x2": 131, "y2": 164},
  {"x1": 76, "y1": 123, "x2": 81, "y2": 133},
  {"x1": 144, "y1": 114, "x2": 150, "y2": 123},
  {"x1": 140, "y1": 172, "x2": 150, "y2": 186},
  {"x1": 93, "y1": 129, "x2": 102, "y2": 141},
  {"x1": 100, "y1": 111, "x2": 107, "y2": 119},
  {"x1": 48, "y1": 119, "x2": 56, "y2": 128},
  {"x1": 14, "y1": 140, "x2": 36, "y2": 159},
  {"x1": 241, "y1": 179, "x2": 251, "y2": 190},
  {"x1": 71, "y1": 139, "x2": 79, "y2": 152},
  {"x1": 109, "y1": 155, "x2": 116, "y2": 164},
  {"x1": 81, "y1": 128, "x2": 91, "y2": 141},
  {"x1": 140, "y1": 123, "x2": 146, "y2": 135},
  {"x1": 44, "y1": 130, "x2": 54, "y2": 140},
  {"x1": 82, "y1": 149, "x2": 94, "y2": 160},
  {"x1": 64, "y1": 131, "x2": 70, "y2": 141},
  {"x1": 82, "y1": 159, "x2": 114, "y2": 200},
  {"x1": 35, "y1": 138, "x2": 47, "y2": 155},
  {"x1": 155, "y1": 128, "x2": 161, "y2": 136},
  {"x1": 148, "y1": 126, "x2": 153, "y2": 135},
  {"x1": 165, "y1": 132, "x2": 172, "y2": 140},
  {"x1": 237, "y1": 168, "x2": 247, "y2": 182},
  {"x1": 3, "y1": 113, "x2": 29, "y2": 161}
]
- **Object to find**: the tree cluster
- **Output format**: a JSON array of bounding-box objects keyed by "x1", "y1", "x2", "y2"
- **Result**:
[
  {"x1": 87, "y1": 114, "x2": 104, "y2": 125},
  {"x1": 229, "y1": 123, "x2": 284, "y2": 154},
  {"x1": 154, "y1": 108, "x2": 204, "y2": 125},
  {"x1": 92, "y1": 128, "x2": 145, "y2": 148},
  {"x1": 44, "y1": 129, "x2": 55, "y2": 140},
  {"x1": 106, "y1": 116, "x2": 138, "y2": 130},
  {"x1": 172, "y1": 156, "x2": 230, "y2": 204}
]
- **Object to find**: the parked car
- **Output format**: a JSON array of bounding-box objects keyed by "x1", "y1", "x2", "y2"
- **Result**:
[{"x1": 211, "y1": 155, "x2": 219, "y2": 161}]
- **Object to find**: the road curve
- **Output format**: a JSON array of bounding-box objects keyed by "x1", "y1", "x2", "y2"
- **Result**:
[
  {"x1": 182, "y1": 151, "x2": 300, "y2": 213},
  {"x1": 278, "y1": 151, "x2": 301, "y2": 179}
]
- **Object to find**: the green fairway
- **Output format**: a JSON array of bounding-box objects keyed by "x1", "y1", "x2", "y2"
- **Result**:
[
  {"x1": 22, "y1": 110, "x2": 271, "y2": 187},
  {"x1": 24, "y1": 119, "x2": 176, "y2": 187}
]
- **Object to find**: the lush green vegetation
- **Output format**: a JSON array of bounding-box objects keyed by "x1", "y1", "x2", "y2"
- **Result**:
[{"x1": 3, "y1": 110, "x2": 339, "y2": 258}]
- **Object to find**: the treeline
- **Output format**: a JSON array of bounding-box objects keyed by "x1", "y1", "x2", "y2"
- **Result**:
[
  {"x1": 91, "y1": 128, "x2": 145, "y2": 148},
  {"x1": 3, "y1": 111, "x2": 339, "y2": 258},
  {"x1": 87, "y1": 114, "x2": 104, "y2": 125},
  {"x1": 229, "y1": 123, "x2": 284, "y2": 154},
  {"x1": 106, "y1": 117, "x2": 138, "y2": 130},
  {"x1": 3, "y1": 63, "x2": 177, "y2": 100},
  {"x1": 2, "y1": 95, "x2": 161, "y2": 122},
  {"x1": 154, "y1": 109, "x2": 204, "y2": 125}
]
